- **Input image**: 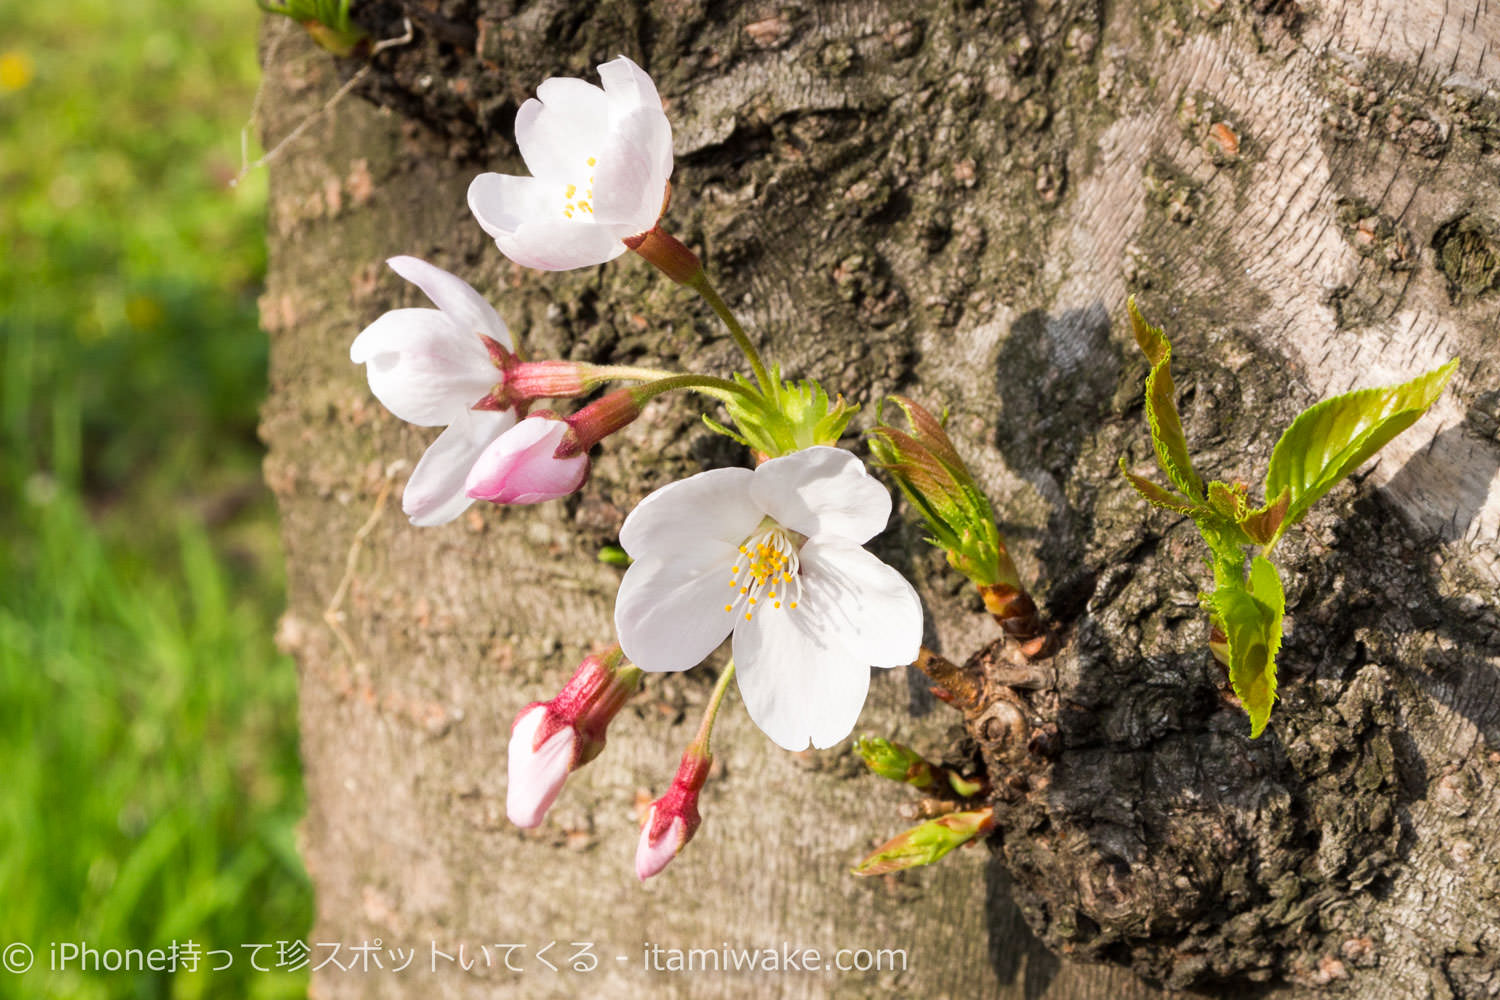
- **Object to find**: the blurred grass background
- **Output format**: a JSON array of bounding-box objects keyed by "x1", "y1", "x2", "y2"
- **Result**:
[{"x1": 0, "y1": 0, "x2": 313, "y2": 997}]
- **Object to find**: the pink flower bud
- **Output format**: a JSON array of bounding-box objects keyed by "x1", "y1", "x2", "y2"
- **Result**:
[
  {"x1": 504, "y1": 650, "x2": 640, "y2": 829},
  {"x1": 560, "y1": 388, "x2": 644, "y2": 456},
  {"x1": 506, "y1": 704, "x2": 576, "y2": 828},
  {"x1": 635, "y1": 748, "x2": 711, "y2": 880},
  {"x1": 465, "y1": 414, "x2": 590, "y2": 504}
]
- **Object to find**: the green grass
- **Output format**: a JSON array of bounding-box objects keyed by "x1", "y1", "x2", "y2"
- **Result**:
[{"x1": 0, "y1": 0, "x2": 312, "y2": 997}]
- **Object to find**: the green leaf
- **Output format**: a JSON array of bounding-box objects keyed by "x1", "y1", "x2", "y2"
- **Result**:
[
  {"x1": 1207, "y1": 480, "x2": 1250, "y2": 522},
  {"x1": 1263, "y1": 359, "x2": 1458, "y2": 536},
  {"x1": 1128, "y1": 298, "x2": 1204, "y2": 502},
  {"x1": 1204, "y1": 557, "x2": 1285, "y2": 738},
  {"x1": 1239, "y1": 488, "x2": 1290, "y2": 545},
  {"x1": 1119, "y1": 458, "x2": 1198, "y2": 514}
]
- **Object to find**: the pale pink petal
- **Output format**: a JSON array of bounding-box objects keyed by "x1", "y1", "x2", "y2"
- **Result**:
[
  {"x1": 597, "y1": 55, "x2": 662, "y2": 116},
  {"x1": 506, "y1": 706, "x2": 576, "y2": 828},
  {"x1": 615, "y1": 551, "x2": 740, "y2": 672},
  {"x1": 618, "y1": 466, "x2": 761, "y2": 562},
  {"x1": 386, "y1": 255, "x2": 511, "y2": 350},
  {"x1": 467, "y1": 172, "x2": 558, "y2": 241},
  {"x1": 464, "y1": 417, "x2": 589, "y2": 504},
  {"x1": 491, "y1": 218, "x2": 630, "y2": 272},
  {"x1": 403, "y1": 409, "x2": 516, "y2": 526},
  {"x1": 635, "y1": 809, "x2": 686, "y2": 880},
  {"x1": 732, "y1": 607, "x2": 871, "y2": 751},
  {"x1": 798, "y1": 540, "x2": 923, "y2": 668},
  {"x1": 351, "y1": 308, "x2": 497, "y2": 426},
  {"x1": 590, "y1": 107, "x2": 672, "y2": 233},
  {"x1": 514, "y1": 79, "x2": 608, "y2": 180},
  {"x1": 750, "y1": 446, "x2": 893, "y2": 545}
]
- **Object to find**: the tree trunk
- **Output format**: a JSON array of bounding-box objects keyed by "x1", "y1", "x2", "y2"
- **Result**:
[{"x1": 258, "y1": 1, "x2": 1500, "y2": 997}]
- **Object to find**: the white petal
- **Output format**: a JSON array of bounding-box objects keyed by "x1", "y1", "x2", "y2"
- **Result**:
[
  {"x1": 464, "y1": 416, "x2": 590, "y2": 504},
  {"x1": 514, "y1": 79, "x2": 608, "y2": 180},
  {"x1": 386, "y1": 255, "x2": 511, "y2": 351},
  {"x1": 798, "y1": 540, "x2": 923, "y2": 668},
  {"x1": 403, "y1": 409, "x2": 515, "y2": 526},
  {"x1": 468, "y1": 172, "x2": 557, "y2": 239},
  {"x1": 615, "y1": 551, "x2": 739, "y2": 673},
  {"x1": 618, "y1": 466, "x2": 760, "y2": 561},
  {"x1": 591, "y1": 107, "x2": 672, "y2": 234},
  {"x1": 732, "y1": 611, "x2": 872, "y2": 751},
  {"x1": 350, "y1": 308, "x2": 497, "y2": 426},
  {"x1": 635, "y1": 810, "x2": 686, "y2": 881},
  {"x1": 492, "y1": 218, "x2": 630, "y2": 271},
  {"x1": 750, "y1": 446, "x2": 893, "y2": 545},
  {"x1": 598, "y1": 55, "x2": 662, "y2": 115},
  {"x1": 506, "y1": 705, "x2": 576, "y2": 828}
]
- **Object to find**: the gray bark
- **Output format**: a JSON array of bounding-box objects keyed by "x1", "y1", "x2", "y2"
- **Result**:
[{"x1": 259, "y1": 1, "x2": 1500, "y2": 996}]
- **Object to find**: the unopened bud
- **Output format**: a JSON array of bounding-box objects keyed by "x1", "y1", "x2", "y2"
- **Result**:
[
  {"x1": 466, "y1": 413, "x2": 591, "y2": 504},
  {"x1": 635, "y1": 746, "x2": 712, "y2": 880},
  {"x1": 855, "y1": 737, "x2": 936, "y2": 788},
  {"x1": 869, "y1": 397, "x2": 1018, "y2": 591},
  {"x1": 851, "y1": 808, "x2": 995, "y2": 877},
  {"x1": 560, "y1": 389, "x2": 645, "y2": 458},
  {"x1": 505, "y1": 649, "x2": 640, "y2": 828}
]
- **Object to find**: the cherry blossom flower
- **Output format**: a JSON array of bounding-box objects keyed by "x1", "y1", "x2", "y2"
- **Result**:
[
  {"x1": 349, "y1": 256, "x2": 514, "y2": 526},
  {"x1": 614, "y1": 447, "x2": 923, "y2": 751},
  {"x1": 467, "y1": 55, "x2": 673, "y2": 271},
  {"x1": 507, "y1": 649, "x2": 640, "y2": 828}
]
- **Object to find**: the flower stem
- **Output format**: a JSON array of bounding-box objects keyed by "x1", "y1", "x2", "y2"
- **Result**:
[
  {"x1": 692, "y1": 660, "x2": 737, "y2": 757},
  {"x1": 584, "y1": 364, "x2": 682, "y2": 385},
  {"x1": 631, "y1": 373, "x2": 761, "y2": 406},
  {"x1": 686, "y1": 272, "x2": 774, "y2": 396}
]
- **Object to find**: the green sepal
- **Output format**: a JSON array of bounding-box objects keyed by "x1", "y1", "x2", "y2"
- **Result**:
[
  {"x1": 721, "y1": 369, "x2": 859, "y2": 457},
  {"x1": 1263, "y1": 359, "x2": 1457, "y2": 541},
  {"x1": 1202, "y1": 556, "x2": 1285, "y2": 738},
  {"x1": 851, "y1": 808, "x2": 994, "y2": 877},
  {"x1": 1129, "y1": 297, "x2": 1204, "y2": 501},
  {"x1": 701, "y1": 413, "x2": 751, "y2": 448}
]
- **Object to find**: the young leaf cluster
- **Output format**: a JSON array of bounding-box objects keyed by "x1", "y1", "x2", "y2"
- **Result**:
[
  {"x1": 1121, "y1": 297, "x2": 1456, "y2": 737},
  {"x1": 257, "y1": 0, "x2": 369, "y2": 56},
  {"x1": 868, "y1": 397, "x2": 1016, "y2": 590}
]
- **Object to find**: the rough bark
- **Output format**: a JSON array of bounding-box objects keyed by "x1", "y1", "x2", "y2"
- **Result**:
[{"x1": 259, "y1": 1, "x2": 1500, "y2": 997}]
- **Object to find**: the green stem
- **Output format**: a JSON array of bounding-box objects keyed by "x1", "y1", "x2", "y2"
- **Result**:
[
  {"x1": 687, "y1": 272, "x2": 773, "y2": 396},
  {"x1": 632, "y1": 373, "x2": 762, "y2": 407},
  {"x1": 584, "y1": 364, "x2": 682, "y2": 385},
  {"x1": 692, "y1": 660, "x2": 737, "y2": 757}
]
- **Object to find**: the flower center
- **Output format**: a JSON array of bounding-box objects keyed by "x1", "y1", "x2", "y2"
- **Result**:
[
  {"x1": 724, "y1": 522, "x2": 803, "y2": 622},
  {"x1": 562, "y1": 156, "x2": 598, "y2": 220}
]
